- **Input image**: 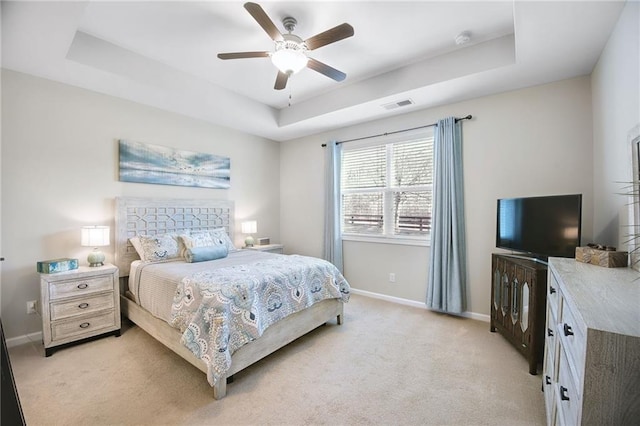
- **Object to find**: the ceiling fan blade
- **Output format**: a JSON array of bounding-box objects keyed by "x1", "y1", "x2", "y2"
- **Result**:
[
  {"x1": 244, "y1": 2, "x2": 284, "y2": 42},
  {"x1": 307, "y1": 58, "x2": 346, "y2": 82},
  {"x1": 274, "y1": 71, "x2": 289, "y2": 90},
  {"x1": 217, "y1": 51, "x2": 270, "y2": 60},
  {"x1": 305, "y1": 23, "x2": 354, "y2": 50}
]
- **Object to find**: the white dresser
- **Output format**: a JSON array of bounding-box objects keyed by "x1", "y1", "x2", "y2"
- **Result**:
[
  {"x1": 543, "y1": 258, "x2": 640, "y2": 425},
  {"x1": 39, "y1": 264, "x2": 120, "y2": 356}
]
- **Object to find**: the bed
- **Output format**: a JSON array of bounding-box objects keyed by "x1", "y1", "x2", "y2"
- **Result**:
[{"x1": 115, "y1": 197, "x2": 349, "y2": 399}]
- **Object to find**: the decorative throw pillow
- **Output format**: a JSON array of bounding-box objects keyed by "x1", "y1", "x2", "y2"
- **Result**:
[
  {"x1": 185, "y1": 245, "x2": 229, "y2": 263},
  {"x1": 136, "y1": 234, "x2": 181, "y2": 262},
  {"x1": 179, "y1": 232, "x2": 215, "y2": 258},
  {"x1": 209, "y1": 228, "x2": 237, "y2": 252}
]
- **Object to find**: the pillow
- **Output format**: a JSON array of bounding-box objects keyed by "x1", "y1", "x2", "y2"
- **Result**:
[
  {"x1": 136, "y1": 234, "x2": 181, "y2": 262},
  {"x1": 130, "y1": 231, "x2": 189, "y2": 261},
  {"x1": 185, "y1": 245, "x2": 229, "y2": 263},
  {"x1": 208, "y1": 228, "x2": 238, "y2": 252},
  {"x1": 179, "y1": 232, "x2": 215, "y2": 258}
]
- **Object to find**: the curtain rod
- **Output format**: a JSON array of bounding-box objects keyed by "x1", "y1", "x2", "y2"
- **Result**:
[{"x1": 321, "y1": 115, "x2": 472, "y2": 147}]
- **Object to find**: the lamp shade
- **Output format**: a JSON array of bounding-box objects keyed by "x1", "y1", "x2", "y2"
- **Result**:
[
  {"x1": 271, "y1": 49, "x2": 308, "y2": 74},
  {"x1": 81, "y1": 226, "x2": 110, "y2": 247},
  {"x1": 241, "y1": 221, "x2": 257, "y2": 234}
]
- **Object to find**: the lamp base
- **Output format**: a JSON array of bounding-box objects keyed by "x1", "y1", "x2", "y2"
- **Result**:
[
  {"x1": 87, "y1": 249, "x2": 105, "y2": 267},
  {"x1": 244, "y1": 236, "x2": 255, "y2": 248}
]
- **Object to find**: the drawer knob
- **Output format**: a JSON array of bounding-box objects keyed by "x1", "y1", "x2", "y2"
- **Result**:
[
  {"x1": 78, "y1": 303, "x2": 89, "y2": 309},
  {"x1": 547, "y1": 328, "x2": 554, "y2": 337},
  {"x1": 79, "y1": 322, "x2": 90, "y2": 329},
  {"x1": 545, "y1": 376, "x2": 551, "y2": 385},
  {"x1": 563, "y1": 323, "x2": 574, "y2": 337},
  {"x1": 560, "y1": 386, "x2": 570, "y2": 401},
  {"x1": 549, "y1": 286, "x2": 556, "y2": 294},
  {"x1": 77, "y1": 283, "x2": 88, "y2": 289}
]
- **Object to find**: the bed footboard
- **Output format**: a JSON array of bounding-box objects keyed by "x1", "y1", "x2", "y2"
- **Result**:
[{"x1": 121, "y1": 294, "x2": 343, "y2": 399}]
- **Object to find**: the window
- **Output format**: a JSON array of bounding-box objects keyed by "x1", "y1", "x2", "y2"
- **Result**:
[{"x1": 340, "y1": 131, "x2": 433, "y2": 244}]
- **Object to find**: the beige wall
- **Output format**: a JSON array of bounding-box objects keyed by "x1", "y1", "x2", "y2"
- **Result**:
[
  {"x1": 591, "y1": 0, "x2": 640, "y2": 249},
  {"x1": 1, "y1": 70, "x2": 280, "y2": 338},
  {"x1": 281, "y1": 76, "x2": 594, "y2": 318}
]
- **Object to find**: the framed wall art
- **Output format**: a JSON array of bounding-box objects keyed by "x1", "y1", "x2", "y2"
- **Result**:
[{"x1": 119, "y1": 140, "x2": 230, "y2": 189}]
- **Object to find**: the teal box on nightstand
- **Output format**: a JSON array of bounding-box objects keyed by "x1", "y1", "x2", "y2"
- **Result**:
[{"x1": 36, "y1": 258, "x2": 78, "y2": 274}]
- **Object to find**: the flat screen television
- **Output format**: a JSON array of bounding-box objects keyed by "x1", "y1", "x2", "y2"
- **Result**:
[{"x1": 496, "y1": 194, "x2": 582, "y2": 260}]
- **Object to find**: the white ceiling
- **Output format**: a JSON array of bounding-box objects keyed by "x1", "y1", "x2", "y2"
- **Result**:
[{"x1": 1, "y1": 1, "x2": 626, "y2": 141}]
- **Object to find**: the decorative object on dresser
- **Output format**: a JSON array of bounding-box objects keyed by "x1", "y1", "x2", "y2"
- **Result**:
[
  {"x1": 39, "y1": 264, "x2": 120, "y2": 357},
  {"x1": 542, "y1": 258, "x2": 640, "y2": 425},
  {"x1": 36, "y1": 258, "x2": 78, "y2": 274},
  {"x1": 490, "y1": 254, "x2": 547, "y2": 375},
  {"x1": 81, "y1": 225, "x2": 110, "y2": 267},
  {"x1": 575, "y1": 244, "x2": 628, "y2": 267},
  {"x1": 257, "y1": 237, "x2": 270, "y2": 245},
  {"x1": 245, "y1": 243, "x2": 284, "y2": 254},
  {"x1": 241, "y1": 220, "x2": 257, "y2": 247}
]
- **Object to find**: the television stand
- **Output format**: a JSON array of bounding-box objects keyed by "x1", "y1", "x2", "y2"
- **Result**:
[{"x1": 490, "y1": 253, "x2": 547, "y2": 374}]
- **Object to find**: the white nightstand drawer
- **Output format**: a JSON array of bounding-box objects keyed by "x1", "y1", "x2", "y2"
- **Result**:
[
  {"x1": 51, "y1": 311, "x2": 116, "y2": 341},
  {"x1": 49, "y1": 275, "x2": 113, "y2": 300},
  {"x1": 50, "y1": 293, "x2": 115, "y2": 321}
]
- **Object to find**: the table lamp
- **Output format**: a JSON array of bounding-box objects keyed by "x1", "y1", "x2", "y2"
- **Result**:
[
  {"x1": 81, "y1": 226, "x2": 110, "y2": 267},
  {"x1": 241, "y1": 221, "x2": 257, "y2": 247}
]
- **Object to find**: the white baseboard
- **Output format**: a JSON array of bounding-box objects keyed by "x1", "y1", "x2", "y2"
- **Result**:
[
  {"x1": 6, "y1": 331, "x2": 42, "y2": 348},
  {"x1": 350, "y1": 288, "x2": 490, "y2": 322}
]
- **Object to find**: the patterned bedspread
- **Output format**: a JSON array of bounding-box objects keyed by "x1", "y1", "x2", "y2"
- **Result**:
[{"x1": 170, "y1": 254, "x2": 350, "y2": 385}]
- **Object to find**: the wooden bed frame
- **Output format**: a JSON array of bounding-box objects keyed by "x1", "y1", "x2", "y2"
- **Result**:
[{"x1": 114, "y1": 197, "x2": 343, "y2": 399}]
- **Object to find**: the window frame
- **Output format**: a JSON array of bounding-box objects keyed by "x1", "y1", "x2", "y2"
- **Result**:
[{"x1": 340, "y1": 128, "x2": 434, "y2": 247}]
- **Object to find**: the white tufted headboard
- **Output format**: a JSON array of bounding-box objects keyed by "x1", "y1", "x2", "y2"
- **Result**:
[{"x1": 115, "y1": 197, "x2": 234, "y2": 276}]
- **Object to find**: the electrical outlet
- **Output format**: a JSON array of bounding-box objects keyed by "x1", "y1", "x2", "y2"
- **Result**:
[
  {"x1": 389, "y1": 273, "x2": 396, "y2": 283},
  {"x1": 26, "y1": 300, "x2": 37, "y2": 315}
]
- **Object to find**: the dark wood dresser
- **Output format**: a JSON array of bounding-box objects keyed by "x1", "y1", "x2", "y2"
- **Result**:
[{"x1": 490, "y1": 254, "x2": 547, "y2": 374}]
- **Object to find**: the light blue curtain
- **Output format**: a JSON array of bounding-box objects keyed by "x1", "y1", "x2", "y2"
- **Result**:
[
  {"x1": 427, "y1": 117, "x2": 467, "y2": 314},
  {"x1": 323, "y1": 141, "x2": 343, "y2": 272}
]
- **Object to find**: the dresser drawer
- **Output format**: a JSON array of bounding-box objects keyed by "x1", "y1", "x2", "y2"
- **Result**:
[
  {"x1": 51, "y1": 311, "x2": 116, "y2": 341},
  {"x1": 557, "y1": 294, "x2": 585, "y2": 386},
  {"x1": 50, "y1": 293, "x2": 114, "y2": 321},
  {"x1": 542, "y1": 340, "x2": 558, "y2": 425},
  {"x1": 547, "y1": 270, "x2": 561, "y2": 320},
  {"x1": 49, "y1": 275, "x2": 113, "y2": 300},
  {"x1": 555, "y1": 347, "x2": 580, "y2": 426}
]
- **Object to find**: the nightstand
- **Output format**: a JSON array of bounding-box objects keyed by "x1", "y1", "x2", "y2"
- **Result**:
[
  {"x1": 39, "y1": 263, "x2": 120, "y2": 356},
  {"x1": 245, "y1": 244, "x2": 284, "y2": 254}
]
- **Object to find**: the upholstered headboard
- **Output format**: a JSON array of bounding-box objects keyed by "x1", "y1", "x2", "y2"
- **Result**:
[{"x1": 115, "y1": 197, "x2": 234, "y2": 276}]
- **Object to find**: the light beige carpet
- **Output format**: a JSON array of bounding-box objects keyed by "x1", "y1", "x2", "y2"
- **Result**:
[{"x1": 9, "y1": 294, "x2": 545, "y2": 425}]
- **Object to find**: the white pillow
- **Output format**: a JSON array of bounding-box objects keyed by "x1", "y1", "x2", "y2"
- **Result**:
[
  {"x1": 130, "y1": 231, "x2": 188, "y2": 262},
  {"x1": 208, "y1": 228, "x2": 237, "y2": 252}
]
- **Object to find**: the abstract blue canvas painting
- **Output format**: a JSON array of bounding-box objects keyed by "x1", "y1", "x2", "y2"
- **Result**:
[{"x1": 119, "y1": 140, "x2": 230, "y2": 189}]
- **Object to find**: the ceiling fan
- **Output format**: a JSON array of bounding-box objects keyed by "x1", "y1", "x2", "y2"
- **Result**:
[{"x1": 218, "y1": 2, "x2": 354, "y2": 90}]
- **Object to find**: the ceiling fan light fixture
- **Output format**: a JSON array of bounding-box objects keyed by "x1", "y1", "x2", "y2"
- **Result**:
[{"x1": 271, "y1": 36, "x2": 308, "y2": 74}]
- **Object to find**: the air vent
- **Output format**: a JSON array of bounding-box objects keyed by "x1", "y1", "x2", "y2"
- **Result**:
[{"x1": 381, "y1": 99, "x2": 414, "y2": 110}]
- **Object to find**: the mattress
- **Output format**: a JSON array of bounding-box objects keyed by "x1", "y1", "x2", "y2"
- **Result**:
[{"x1": 128, "y1": 250, "x2": 279, "y2": 323}]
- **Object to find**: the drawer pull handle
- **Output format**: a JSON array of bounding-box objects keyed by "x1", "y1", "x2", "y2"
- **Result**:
[
  {"x1": 79, "y1": 322, "x2": 90, "y2": 329},
  {"x1": 560, "y1": 386, "x2": 570, "y2": 401},
  {"x1": 545, "y1": 376, "x2": 551, "y2": 385},
  {"x1": 547, "y1": 328, "x2": 554, "y2": 337},
  {"x1": 77, "y1": 283, "x2": 88, "y2": 289},
  {"x1": 563, "y1": 323, "x2": 574, "y2": 337},
  {"x1": 78, "y1": 303, "x2": 89, "y2": 309},
  {"x1": 549, "y1": 286, "x2": 556, "y2": 294}
]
